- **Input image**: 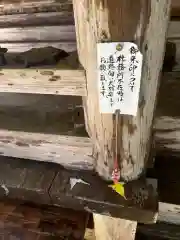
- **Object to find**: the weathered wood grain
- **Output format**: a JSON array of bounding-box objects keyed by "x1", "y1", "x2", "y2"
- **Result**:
[
  {"x1": 93, "y1": 215, "x2": 137, "y2": 240},
  {"x1": 0, "y1": 131, "x2": 94, "y2": 171},
  {"x1": 0, "y1": 1, "x2": 73, "y2": 15},
  {"x1": 0, "y1": 94, "x2": 86, "y2": 135},
  {"x1": 147, "y1": 155, "x2": 180, "y2": 225},
  {"x1": 171, "y1": 0, "x2": 180, "y2": 17},
  {"x1": 0, "y1": 68, "x2": 86, "y2": 96},
  {"x1": 0, "y1": 11, "x2": 74, "y2": 27},
  {"x1": 73, "y1": 0, "x2": 170, "y2": 237},
  {"x1": 0, "y1": 25, "x2": 75, "y2": 42}
]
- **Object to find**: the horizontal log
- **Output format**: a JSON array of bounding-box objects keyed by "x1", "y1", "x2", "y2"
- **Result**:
[
  {"x1": 0, "y1": 93, "x2": 86, "y2": 134},
  {"x1": 0, "y1": 1, "x2": 72, "y2": 15},
  {"x1": 0, "y1": 11, "x2": 74, "y2": 27},
  {"x1": 0, "y1": 94, "x2": 88, "y2": 166},
  {"x1": 0, "y1": 25, "x2": 75, "y2": 42},
  {"x1": 0, "y1": 130, "x2": 94, "y2": 170},
  {"x1": 0, "y1": 68, "x2": 86, "y2": 96},
  {"x1": 0, "y1": 42, "x2": 76, "y2": 53},
  {"x1": 0, "y1": 156, "x2": 158, "y2": 224}
]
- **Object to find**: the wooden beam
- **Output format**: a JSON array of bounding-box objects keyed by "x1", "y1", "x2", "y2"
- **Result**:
[
  {"x1": 0, "y1": 156, "x2": 158, "y2": 224},
  {"x1": 168, "y1": 21, "x2": 180, "y2": 39},
  {"x1": 0, "y1": 130, "x2": 94, "y2": 171},
  {"x1": 0, "y1": 25, "x2": 75, "y2": 42},
  {"x1": 0, "y1": 68, "x2": 86, "y2": 96},
  {"x1": 49, "y1": 169, "x2": 158, "y2": 224},
  {"x1": 0, "y1": 0, "x2": 72, "y2": 15},
  {"x1": 0, "y1": 11, "x2": 74, "y2": 27}
]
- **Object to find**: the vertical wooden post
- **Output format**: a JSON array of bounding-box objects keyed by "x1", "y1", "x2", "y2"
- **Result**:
[{"x1": 73, "y1": 0, "x2": 170, "y2": 239}]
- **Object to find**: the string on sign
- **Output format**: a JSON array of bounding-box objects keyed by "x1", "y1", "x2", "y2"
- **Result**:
[{"x1": 111, "y1": 110, "x2": 120, "y2": 183}]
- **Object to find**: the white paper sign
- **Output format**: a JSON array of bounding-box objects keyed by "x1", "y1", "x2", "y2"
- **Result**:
[{"x1": 97, "y1": 42, "x2": 143, "y2": 116}]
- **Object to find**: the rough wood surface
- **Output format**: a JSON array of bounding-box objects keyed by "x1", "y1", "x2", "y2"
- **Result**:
[
  {"x1": 154, "y1": 72, "x2": 180, "y2": 155},
  {"x1": 50, "y1": 168, "x2": 158, "y2": 224},
  {"x1": 0, "y1": 130, "x2": 94, "y2": 171},
  {"x1": 0, "y1": 94, "x2": 86, "y2": 135},
  {"x1": 73, "y1": 0, "x2": 171, "y2": 183},
  {"x1": 0, "y1": 68, "x2": 86, "y2": 96},
  {"x1": 0, "y1": 0, "x2": 73, "y2": 15},
  {"x1": 0, "y1": 156, "x2": 158, "y2": 223},
  {"x1": 0, "y1": 25, "x2": 75, "y2": 42},
  {"x1": 93, "y1": 215, "x2": 137, "y2": 240},
  {"x1": 147, "y1": 155, "x2": 180, "y2": 225},
  {"x1": 0, "y1": 11, "x2": 74, "y2": 27},
  {"x1": 0, "y1": 93, "x2": 91, "y2": 166}
]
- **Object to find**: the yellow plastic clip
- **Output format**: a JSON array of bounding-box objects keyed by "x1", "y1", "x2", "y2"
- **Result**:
[{"x1": 109, "y1": 182, "x2": 127, "y2": 199}]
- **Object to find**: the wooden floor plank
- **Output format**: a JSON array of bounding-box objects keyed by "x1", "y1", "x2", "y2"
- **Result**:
[
  {"x1": 0, "y1": 0, "x2": 73, "y2": 15},
  {"x1": 0, "y1": 68, "x2": 86, "y2": 96}
]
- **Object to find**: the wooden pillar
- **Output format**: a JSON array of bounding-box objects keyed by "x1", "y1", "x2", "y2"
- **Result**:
[{"x1": 72, "y1": 0, "x2": 171, "y2": 239}]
